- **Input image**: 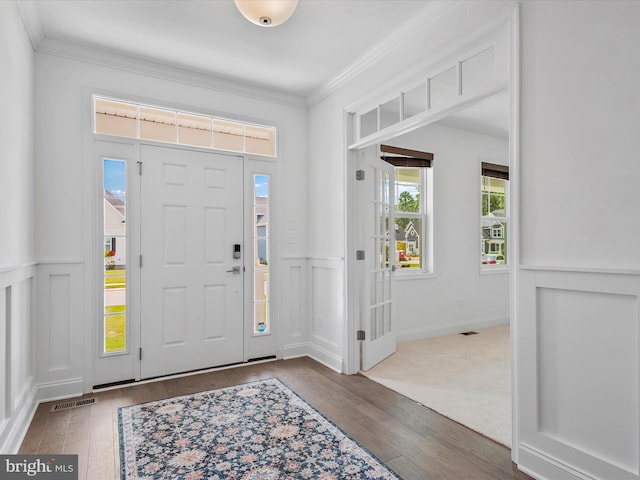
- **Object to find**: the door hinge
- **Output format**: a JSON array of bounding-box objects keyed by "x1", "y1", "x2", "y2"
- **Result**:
[
  {"x1": 139, "y1": 347, "x2": 142, "y2": 360},
  {"x1": 139, "y1": 255, "x2": 143, "y2": 268},
  {"x1": 137, "y1": 161, "x2": 143, "y2": 175},
  {"x1": 357, "y1": 330, "x2": 366, "y2": 341},
  {"x1": 356, "y1": 170, "x2": 365, "y2": 181},
  {"x1": 356, "y1": 250, "x2": 365, "y2": 260}
]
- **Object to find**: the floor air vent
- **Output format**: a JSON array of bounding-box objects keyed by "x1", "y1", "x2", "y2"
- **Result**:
[
  {"x1": 460, "y1": 331, "x2": 479, "y2": 336},
  {"x1": 50, "y1": 398, "x2": 97, "y2": 412}
]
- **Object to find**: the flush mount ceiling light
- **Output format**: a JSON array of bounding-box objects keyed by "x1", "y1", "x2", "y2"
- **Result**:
[{"x1": 234, "y1": 0, "x2": 298, "y2": 27}]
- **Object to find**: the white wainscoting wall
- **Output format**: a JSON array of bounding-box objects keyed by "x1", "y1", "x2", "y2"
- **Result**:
[
  {"x1": 280, "y1": 257, "x2": 309, "y2": 360},
  {"x1": 281, "y1": 257, "x2": 344, "y2": 372},
  {"x1": 518, "y1": 266, "x2": 640, "y2": 480},
  {"x1": 309, "y1": 258, "x2": 344, "y2": 372},
  {"x1": 0, "y1": 264, "x2": 37, "y2": 453},
  {"x1": 35, "y1": 262, "x2": 85, "y2": 402}
]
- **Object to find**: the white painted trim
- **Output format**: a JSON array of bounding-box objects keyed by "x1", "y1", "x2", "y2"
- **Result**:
[
  {"x1": 0, "y1": 384, "x2": 38, "y2": 454},
  {"x1": 33, "y1": 38, "x2": 306, "y2": 109},
  {"x1": 307, "y1": 256, "x2": 344, "y2": 262},
  {"x1": 282, "y1": 342, "x2": 342, "y2": 373},
  {"x1": 307, "y1": 343, "x2": 343, "y2": 373},
  {"x1": 0, "y1": 263, "x2": 36, "y2": 275},
  {"x1": 36, "y1": 378, "x2": 85, "y2": 403},
  {"x1": 519, "y1": 444, "x2": 597, "y2": 480},
  {"x1": 508, "y1": 2, "x2": 521, "y2": 466},
  {"x1": 15, "y1": 0, "x2": 44, "y2": 49},
  {"x1": 395, "y1": 316, "x2": 509, "y2": 343},
  {"x1": 519, "y1": 264, "x2": 640, "y2": 276},
  {"x1": 281, "y1": 343, "x2": 309, "y2": 360},
  {"x1": 349, "y1": 83, "x2": 508, "y2": 151},
  {"x1": 307, "y1": 1, "x2": 462, "y2": 106},
  {"x1": 35, "y1": 259, "x2": 84, "y2": 265},
  {"x1": 0, "y1": 264, "x2": 36, "y2": 289}
]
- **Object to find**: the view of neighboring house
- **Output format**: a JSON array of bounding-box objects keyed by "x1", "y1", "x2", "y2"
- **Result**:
[
  {"x1": 395, "y1": 221, "x2": 420, "y2": 260},
  {"x1": 256, "y1": 196, "x2": 268, "y2": 265},
  {"x1": 482, "y1": 208, "x2": 506, "y2": 257},
  {"x1": 104, "y1": 189, "x2": 126, "y2": 267},
  {"x1": 482, "y1": 220, "x2": 505, "y2": 255}
]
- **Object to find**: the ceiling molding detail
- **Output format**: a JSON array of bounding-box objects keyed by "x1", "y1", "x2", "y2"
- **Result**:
[
  {"x1": 16, "y1": 0, "x2": 44, "y2": 49},
  {"x1": 36, "y1": 38, "x2": 307, "y2": 108},
  {"x1": 306, "y1": 1, "x2": 461, "y2": 107},
  {"x1": 26, "y1": 35, "x2": 306, "y2": 109}
]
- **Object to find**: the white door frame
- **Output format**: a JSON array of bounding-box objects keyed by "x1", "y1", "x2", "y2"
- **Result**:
[
  {"x1": 90, "y1": 137, "x2": 279, "y2": 387},
  {"x1": 343, "y1": 6, "x2": 520, "y2": 461}
]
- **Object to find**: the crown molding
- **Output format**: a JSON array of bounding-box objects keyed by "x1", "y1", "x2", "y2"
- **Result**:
[
  {"x1": 16, "y1": 0, "x2": 44, "y2": 49},
  {"x1": 306, "y1": 1, "x2": 462, "y2": 107},
  {"x1": 34, "y1": 37, "x2": 307, "y2": 109}
]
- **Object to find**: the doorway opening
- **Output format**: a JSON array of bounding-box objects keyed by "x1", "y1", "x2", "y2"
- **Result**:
[{"x1": 345, "y1": 17, "x2": 517, "y2": 449}]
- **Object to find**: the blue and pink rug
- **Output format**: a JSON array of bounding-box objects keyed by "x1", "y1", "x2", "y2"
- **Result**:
[{"x1": 118, "y1": 378, "x2": 402, "y2": 479}]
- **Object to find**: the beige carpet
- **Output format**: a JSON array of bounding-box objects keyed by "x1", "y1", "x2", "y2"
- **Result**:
[{"x1": 361, "y1": 324, "x2": 512, "y2": 448}]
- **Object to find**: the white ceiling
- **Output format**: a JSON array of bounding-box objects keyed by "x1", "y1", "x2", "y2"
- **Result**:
[
  {"x1": 17, "y1": 0, "x2": 509, "y2": 138},
  {"x1": 19, "y1": 0, "x2": 435, "y2": 98}
]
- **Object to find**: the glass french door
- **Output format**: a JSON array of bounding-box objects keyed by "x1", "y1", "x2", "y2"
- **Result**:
[{"x1": 358, "y1": 146, "x2": 396, "y2": 371}]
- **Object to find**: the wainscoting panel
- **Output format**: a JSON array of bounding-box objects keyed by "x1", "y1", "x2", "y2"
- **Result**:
[
  {"x1": 280, "y1": 258, "x2": 309, "y2": 361},
  {"x1": 0, "y1": 264, "x2": 37, "y2": 453},
  {"x1": 309, "y1": 258, "x2": 343, "y2": 372},
  {"x1": 36, "y1": 263, "x2": 84, "y2": 401},
  {"x1": 519, "y1": 268, "x2": 640, "y2": 480}
]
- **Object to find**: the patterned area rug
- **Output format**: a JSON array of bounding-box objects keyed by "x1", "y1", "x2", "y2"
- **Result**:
[{"x1": 118, "y1": 378, "x2": 402, "y2": 480}]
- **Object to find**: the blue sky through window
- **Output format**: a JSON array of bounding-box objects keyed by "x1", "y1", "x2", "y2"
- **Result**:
[
  {"x1": 255, "y1": 174, "x2": 268, "y2": 198},
  {"x1": 104, "y1": 159, "x2": 126, "y2": 201}
]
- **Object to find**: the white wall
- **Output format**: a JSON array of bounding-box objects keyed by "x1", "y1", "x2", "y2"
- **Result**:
[
  {"x1": 390, "y1": 123, "x2": 509, "y2": 340},
  {"x1": 0, "y1": 2, "x2": 35, "y2": 268},
  {"x1": 0, "y1": 1, "x2": 38, "y2": 453},
  {"x1": 33, "y1": 51, "x2": 310, "y2": 393},
  {"x1": 520, "y1": 1, "x2": 640, "y2": 270},
  {"x1": 517, "y1": 2, "x2": 640, "y2": 480}
]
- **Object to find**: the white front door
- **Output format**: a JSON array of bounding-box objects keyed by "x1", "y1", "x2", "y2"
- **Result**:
[
  {"x1": 140, "y1": 145, "x2": 244, "y2": 379},
  {"x1": 358, "y1": 146, "x2": 397, "y2": 371}
]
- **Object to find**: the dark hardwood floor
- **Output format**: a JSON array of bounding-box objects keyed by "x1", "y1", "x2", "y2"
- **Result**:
[{"x1": 20, "y1": 357, "x2": 532, "y2": 480}]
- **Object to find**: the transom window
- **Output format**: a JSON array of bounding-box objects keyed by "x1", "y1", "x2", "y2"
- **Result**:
[{"x1": 93, "y1": 96, "x2": 276, "y2": 157}]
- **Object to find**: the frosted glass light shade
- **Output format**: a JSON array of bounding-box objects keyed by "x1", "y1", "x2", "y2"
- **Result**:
[{"x1": 234, "y1": 0, "x2": 298, "y2": 27}]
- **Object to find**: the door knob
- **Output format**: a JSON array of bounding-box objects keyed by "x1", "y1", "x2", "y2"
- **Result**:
[{"x1": 226, "y1": 266, "x2": 241, "y2": 274}]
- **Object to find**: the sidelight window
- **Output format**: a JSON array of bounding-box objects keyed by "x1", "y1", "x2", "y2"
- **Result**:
[
  {"x1": 103, "y1": 158, "x2": 127, "y2": 354},
  {"x1": 253, "y1": 175, "x2": 270, "y2": 335}
]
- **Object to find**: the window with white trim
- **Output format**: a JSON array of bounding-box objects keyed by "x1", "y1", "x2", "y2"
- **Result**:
[
  {"x1": 394, "y1": 167, "x2": 431, "y2": 273},
  {"x1": 481, "y1": 162, "x2": 509, "y2": 268}
]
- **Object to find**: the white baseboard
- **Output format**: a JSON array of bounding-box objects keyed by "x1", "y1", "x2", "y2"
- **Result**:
[
  {"x1": 282, "y1": 342, "x2": 343, "y2": 373},
  {"x1": 519, "y1": 444, "x2": 596, "y2": 480},
  {"x1": 36, "y1": 377, "x2": 84, "y2": 403},
  {"x1": 395, "y1": 316, "x2": 509, "y2": 343},
  {"x1": 307, "y1": 343, "x2": 342, "y2": 373},
  {"x1": 281, "y1": 343, "x2": 309, "y2": 360},
  {"x1": 0, "y1": 383, "x2": 38, "y2": 454}
]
